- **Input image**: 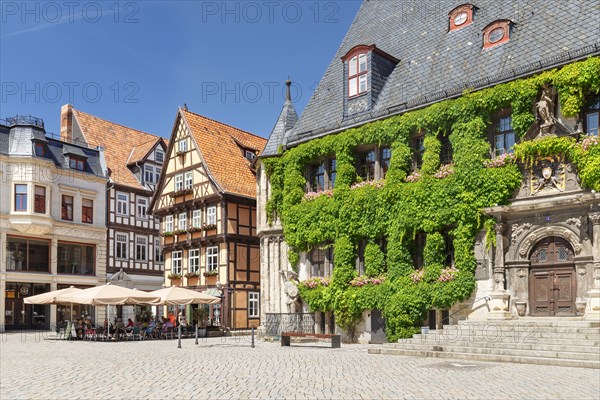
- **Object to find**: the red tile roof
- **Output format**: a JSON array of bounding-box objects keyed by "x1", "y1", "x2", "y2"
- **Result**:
[
  {"x1": 181, "y1": 109, "x2": 266, "y2": 198},
  {"x1": 72, "y1": 109, "x2": 167, "y2": 189}
]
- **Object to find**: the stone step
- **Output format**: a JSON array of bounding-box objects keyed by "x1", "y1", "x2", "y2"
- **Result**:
[
  {"x1": 442, "y1": 324, "x2": 600, "y2": 334},
  {"x1": 457, "y1": 319, "x2": 600, "y2": 328},
  {"x1": 368, "y1": 348, "x2": 600, "y2": 369},
  {"x1": 383, "y1": 343, "x2": 600, "y2": 361},
  {"x1": 411, "y1": 331, "x2": 600, "y2": 341},
  {"x1": 389, "y1": 340, "x2": 600, "y2": 354},
  {"x1": 405, "y1": 335, "x2": 599, "y2": 347}
]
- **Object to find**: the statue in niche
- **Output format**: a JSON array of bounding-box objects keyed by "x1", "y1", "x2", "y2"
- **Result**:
[{"x1": 535, "y1": 84, "x2": 557, "y2": 136}]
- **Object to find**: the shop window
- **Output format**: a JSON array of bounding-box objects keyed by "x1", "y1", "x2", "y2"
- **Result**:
[
  {"x1": 57, "y1": 242, "x2": 95, "y2": 275},
  {"x1": 6, "y1": 236, "x2": 50, "y2": 272}
]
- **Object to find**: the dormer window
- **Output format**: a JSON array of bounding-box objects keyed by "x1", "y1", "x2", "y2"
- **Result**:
[
  {"x1": 34, "y1": 142, "x2": 46, "y2": 157},
  {"x1": 483, "y1": 20, "x2": 512, "y2": 49},
  {"x1": 69, "y1": 156, "x2": 85, "y2": 171},
  {"x1": 448, "y1": 4, "x2": 474, "y2": 31},
  {"x1": 155, "y1": 149, "x2": 164, "y2": 163},
  {"x1": 144, "y1": 165, "x2": 155, "y2": 184},
  {"x1": 245, "y1": 150, "x2": 256, "y2": 161},
  {"x1": 348, "y1": 53, "x2": 369, "y2": 97}
]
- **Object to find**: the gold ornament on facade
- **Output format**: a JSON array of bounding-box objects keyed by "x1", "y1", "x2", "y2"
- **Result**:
[{"x1": 530, "y1": 156, "x2": 565, "y2": 195}]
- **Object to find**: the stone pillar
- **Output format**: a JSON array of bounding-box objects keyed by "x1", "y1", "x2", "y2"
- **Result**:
[
  {"x1": 585, "y1": 213, "x2": 600, "y2": 320},
  {"x1": 489, "y1": 223, "x2": 511, "y2": 319},
  {"x1": 1, "y1": 229, "x2": 7, "y2": 332}
]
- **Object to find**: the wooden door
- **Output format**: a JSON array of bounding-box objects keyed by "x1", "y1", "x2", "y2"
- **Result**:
[{"x1": 529, "y1": 237, "x2": 575, "y2": 316}]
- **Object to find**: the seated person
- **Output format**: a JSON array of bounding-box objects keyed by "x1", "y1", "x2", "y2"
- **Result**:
[
  {"x1": 126, "y1": 318, "x2": 135, "y2": 332},
  {"x1": 114, "y1": 318, "x2": 126, "y2": 339}
]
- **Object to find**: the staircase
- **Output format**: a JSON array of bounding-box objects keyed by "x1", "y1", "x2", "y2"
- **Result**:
[{"x1": 368, "y1": 318, "x2": 600, "y2": 368}]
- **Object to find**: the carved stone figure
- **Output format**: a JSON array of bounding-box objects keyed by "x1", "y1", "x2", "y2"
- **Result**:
[
  {"x1": 530, "y1": 157, "x2": 565, "y2": 195},
  {"x1": 284, "y1": 281, "x2": 300, "y2": 313},
  {"x1": 535, "y1": 84, "x2": 557, "y2": 135}
]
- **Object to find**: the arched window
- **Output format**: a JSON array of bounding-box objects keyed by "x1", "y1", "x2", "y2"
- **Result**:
[
  {"x1": 342, "y1": 45, "x2": 373, "y2": 98},
  {"x1": 448, "y1": 4, "x2": 475, "y2": 31},
  {"x1": 482, "y1": 20, "x2": 512, "y2": 49}
]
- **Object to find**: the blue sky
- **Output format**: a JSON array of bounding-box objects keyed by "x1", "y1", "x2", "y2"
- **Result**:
[{"x1": 1, "y1": 1, "x2": 362, "y2": 138}]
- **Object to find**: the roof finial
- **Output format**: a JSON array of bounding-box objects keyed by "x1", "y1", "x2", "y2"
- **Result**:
[
  {"x1": 285, "y1": 78, "x2": 292, "y2": 102},
  {"x1": 183, "y1": 103, "x2": 188, "y2": 111}
]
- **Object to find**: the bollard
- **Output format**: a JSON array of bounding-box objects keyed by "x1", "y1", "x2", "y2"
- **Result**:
[
  {"x1": 178, "y1": 323, "x2": 182, "y2": 349},
  {"x1": 251, "y1": 327, "x2": 255, "y2": 348},
  {"x1": 195, "y1": 324, "x2": 198, "y2": 345}
]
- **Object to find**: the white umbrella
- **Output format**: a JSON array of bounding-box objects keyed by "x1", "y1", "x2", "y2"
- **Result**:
[
  {"x1": 57, "y1": 283, "x2": 161, "y2": 339},
  {"x1": 57, "y1": 283, "x2": 161, "y2": 306},
  {"x1": 150, "y1": 286, "x2": 221, "y2": 305},
  {"x1": 24, "y1": 286, "x2": 82, "y2": 305}
]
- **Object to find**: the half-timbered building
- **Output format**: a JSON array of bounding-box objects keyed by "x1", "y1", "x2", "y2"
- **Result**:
[
  {"x1": 150, "y1": 107, "x2": 266, "y2": 330},
  {"x1": 60, "y1": 105, "x2": 167, "y2": 297}
]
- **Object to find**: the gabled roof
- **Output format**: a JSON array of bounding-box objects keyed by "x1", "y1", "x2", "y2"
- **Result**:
[
  {"x1": 181, "y1": 108, "x2": 267, "y2": 198},
  {"x1": 127, "y1": 138, "x2": 163, "y2": 166},
  {"x1": 287, "y1": 0, "x2": 600, "y2": 145},
  {"x1": 261, "y1": 95, "x2": 298, "y2": 158},
  {"x1": 71, "y1": 108, "x2": 167, "y2": 189}
]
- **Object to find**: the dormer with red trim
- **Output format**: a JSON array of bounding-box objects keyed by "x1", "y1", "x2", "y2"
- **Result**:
[
  {"x1": 483, "y1": 20, "x2": 513, "y2": 49},
  {"x1": 342, "y1": 45, "x2": 399, "y2": 118},
  {"x1": 448, "y1": 4, "x2": 476, "y2": 31}
]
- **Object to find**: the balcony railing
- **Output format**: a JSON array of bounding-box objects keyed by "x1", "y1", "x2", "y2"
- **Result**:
[{"x1": 3, "y1": 115, "x2": 45, "y2": 128}]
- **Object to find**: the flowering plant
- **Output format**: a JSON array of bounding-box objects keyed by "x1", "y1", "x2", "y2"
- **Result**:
[
  {"x1": 410, "y1": 269, "x2": 425, "y2": 283},
  {"x1": 303, "y1": 189, "x2": 334, "y2": 201},
  {"x1": 161, "y1": 231, "x2": 174, "y2": 237},
  {"x1": 185, "y1": 271, "x2": 200, "y2": 278},
  {"x1": 300, "y1": 277, "x2": 330, "y2": 289},
  {"x1": 173, "y1": 229, "x2": 187, "y2": 235},
  {"x1": 203, "y1": 223, "x2": 217, "y2": 231},
  {"x1": 349, "y1": 276, "x2": 385, "y2": 287},
  {"x1": 350, "y1": 180, "x2": 385, "y2": 190},
  {"x1": 405, "y1": 171, "x2": 422, "y2": 182},
  {"x1": 437, "y1": 266, "x2": 459, "y2": 282},
  {"x1": 188, "y1": 226, "x2": 203, "y2": 233},
  {"x1": 168, "y1": 273, "x2": 182, "y2": 279},
  {"x1": 203, "y1": 270, "x2": 218, "y2": 277},
  {"x1": 433, "y1": 164, "x2": 455, "y2": 178},
  {"x1": 169, "y1": 188, "x2": 193, "y2": 198},
  {"x1": 580, "y1": 135, "x2": 599, "y2": 152},
  {"x1": 484, "y1": 153, "x2": 516, "y2": 168}
]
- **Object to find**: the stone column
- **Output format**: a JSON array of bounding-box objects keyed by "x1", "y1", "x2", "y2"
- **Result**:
[
  {"x1": 488, "y1": 223, "x2": 511, "y2": 319},
  {"x1": 585, "y1": 213, "x2": 600, "y2": 320}
]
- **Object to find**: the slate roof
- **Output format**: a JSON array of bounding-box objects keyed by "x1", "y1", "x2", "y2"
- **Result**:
[
  {"x1": 0, "y1": 118, "x2": 105, "y2": 177},
  {"x1": 262, "y1": 97, "x2": 299, "y2": 157},
  {"x1": 180, "y1": 108, "x2": 267, "y2": 198},
  {"x1": 71, "y1": 108, "x2": 167, "y2": 189},
  {"x1": 287, "y1": 0, "x2": 600, "y2": 145}
]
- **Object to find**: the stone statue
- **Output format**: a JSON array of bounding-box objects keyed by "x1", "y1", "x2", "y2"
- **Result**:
[
  {"x1": 284, "y1": 281, "x2": 300, "y2": 313},
  {"x1": 535, "y1": 84, "x2": 556, "y2": 135}
]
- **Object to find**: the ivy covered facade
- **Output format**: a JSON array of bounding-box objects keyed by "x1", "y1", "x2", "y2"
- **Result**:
[{"x1": 257, "y1": 1, "x2": 600, "y2": 342}]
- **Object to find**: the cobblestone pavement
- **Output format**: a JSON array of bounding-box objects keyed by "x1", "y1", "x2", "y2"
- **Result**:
[{"x1": 1, "y1": 332, "x2": 599, "y2": 400}]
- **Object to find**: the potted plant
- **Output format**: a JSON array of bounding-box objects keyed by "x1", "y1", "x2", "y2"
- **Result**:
[
  {"x1": 203, "y1": 269, "x2": 218, "y2": 285},
  {"x1": 203, "y1": 223, "x2": 217, "y2": 235},
  {"x1": 168, "y1": 272, "x2": 183, "y2": 286},
  {"x1": 193, "y1": 306, "x2": 209, "y2": 337},
  {"x1": 185, "y1": 271, "x2": 200, "y2": 286}
]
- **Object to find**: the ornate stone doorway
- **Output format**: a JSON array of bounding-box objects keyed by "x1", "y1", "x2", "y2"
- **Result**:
[{"x1": 529, "y1": 237, "x2": 576, "y2": 316}]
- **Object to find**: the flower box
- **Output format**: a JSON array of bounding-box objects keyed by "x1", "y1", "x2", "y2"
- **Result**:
[
  {"x1": 169, "y1": 188, "x2": 193, "y2": 198},
  {"x1": 187, "y1": 276, "x2": 199, "y2": 286},
  {"x1": 203, "y1": 270, "x2": 218, "y2": 277}
]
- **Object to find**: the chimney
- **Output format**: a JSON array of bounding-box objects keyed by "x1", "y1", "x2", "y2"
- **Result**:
[{"x1": 60, "y1": 104, "x2": 73, "y2": 141}]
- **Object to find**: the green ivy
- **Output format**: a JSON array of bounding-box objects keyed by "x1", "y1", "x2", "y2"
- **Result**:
[{"x1": 263, "y1": 57, "x2": 600, "y2": 342}]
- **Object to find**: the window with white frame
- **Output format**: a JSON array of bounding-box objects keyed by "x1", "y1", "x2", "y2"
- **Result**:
[
  {"x1": 189, "y1": 249, "x2": 200, "y2": 273},
  {"x1": 135, "y1": 236, "x2": 147, "y2": 261},
  {"x1": 172, "y1": 251, "x2": 182, "y2": 274},
  {"x1": 245, "y1": 150, "x2": 256, "y2": 161},
  {"x1": 144, "y1": 165, "x2": 154, "y2": 184},
  {"x1": 184, "y1": 171, "x2": 193, "y2": 189},
  {"x1": 178, "y1": 139, "x2": 187, "y2": 153},
  {"x1": 115, "y1": 233, "x2": 128, "y2": 259},
  {"x1": 192, "y1": 210, "x2": 202, "y2": 228},
  {"x1": 206, "y1": 205, "x2": 216, "y2": 225},
  {"x1": 165, "y1": 215, "x2": 173, "y2": 232},
  {"x1": 206, "y1": 246, "x2": 218, "y2": 271},
  {"x1": 137, "y1": 197, "x2": 148, "y2": 219},
  {"x1": 155, "y1": 149, "x2": 164, "y2": 163},
  {"x1": 154, "y1": 238, "x2": 164, "y2": 263},
  {"x1": 178, "y1": 212, "x2": 187, "y2": 231},
  {"x1": 175, "y1": 174, "x2": 184, "y2": 192},
  {"x1": 249, "y1": 292, "x2": 260, "y2": 318},
  {"x1": 116, "y1": 192, "x2": 128, "y2": 215},
  {"x1": 154, "y1": 167, "x2": 161, "y2": 183}
]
